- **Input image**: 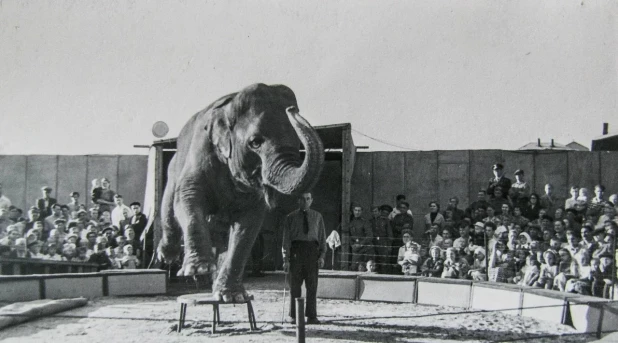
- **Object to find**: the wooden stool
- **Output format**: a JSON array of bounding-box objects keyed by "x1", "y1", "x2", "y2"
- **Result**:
[{"x1": 176, "y1": 293, "x2": 257, "y2": 334}]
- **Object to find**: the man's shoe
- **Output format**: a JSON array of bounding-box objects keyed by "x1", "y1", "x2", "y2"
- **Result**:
[
  {"x1": 286, "y1": 316, "x2": 296, "y2": 324},
  {"x1": 306, "y1": 317, "x2": 321, "y2": 325}
]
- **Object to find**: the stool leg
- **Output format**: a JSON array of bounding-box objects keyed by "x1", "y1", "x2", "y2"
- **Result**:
[
  {"x1": 247, "y1": 301, "x2": 256, "y2": 331},
  {"x1": 177, "y1": 304, "x2": 186, "y2": 333},
  {"x1": 216, "y1": 304, "x2": 220, "y2": 324},
  {"x1": 212, "y1": 305, "x2": 217, "y2": 334}
]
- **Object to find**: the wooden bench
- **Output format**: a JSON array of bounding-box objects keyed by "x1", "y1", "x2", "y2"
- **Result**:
[{"x1": 176, "y1": 293, "x2": 257, "y2": 334}]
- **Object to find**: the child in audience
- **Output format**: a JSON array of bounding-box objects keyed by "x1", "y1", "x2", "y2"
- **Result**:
[
  {"x1": 565, "y1": 252, "x2": 593, "y2": 295},
  {"x1": 120, "y1": 245, "x2": 140, "y2": 269},
  {"x1": 74, "y1": 246, "x2": 90, "y2": 262},
  {"x1": 62, "y1": 243, "x2": 77, "y2": 261},
  {"x1": 27, "y1": 240, "x2": 45, "y2": 259},
  {"x1": 88, "y1": 238, "x2": 114, "y2": 271},
  {"x1": 514, "y1": 254, "x2": 540, "y2": 286},
  {"x1": 421, "y1": 246, "x2": 444, "y2": 277},
  {"x1": 467, "y1": 246, "x2": 487, "y2": 281},
  {"x1": 441, "y1": 248, "x2": 468, "y2": 279},
  {"x1": 397, "y1": 231, "x2": 421, "y2": 275},
  {"x1": 44, "y1": 242, "x2": 63, "y2": 261},
  {"x1": 9, "y1": 238, "x2": 29, "y2": 258},
  {"x1": 536, "y1": 251, "x2": 558, "y2": 289}
]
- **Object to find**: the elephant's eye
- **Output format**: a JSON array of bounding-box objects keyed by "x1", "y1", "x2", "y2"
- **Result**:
[{"x1": 248, "y1": 136, "x2": 264, "y2": 149}]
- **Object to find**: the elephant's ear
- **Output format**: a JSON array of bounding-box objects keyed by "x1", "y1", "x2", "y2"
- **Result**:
[{"x1": 208, "y1": 95, "x2": 235, "y2": 159}]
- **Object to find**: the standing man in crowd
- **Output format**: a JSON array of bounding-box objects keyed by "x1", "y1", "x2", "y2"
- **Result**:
[
  {"x1": 36, "y1": 186, "x2": 57, "y2": 217},
  {"x1": 487, "y1": 164, "x2": 511, "y2": 199},
  {"x1": 0, "y1": 183, "x2": 12, "y2": 211},
  {"x1": 345, "y1": 205, "x2": 374, "y2": 271},
  {"x1": 130, "y1": 202, "x2": 149, "y2": 265},
  {"x1": 111, "y1": 194, "x2": 132, "y2": 229},
  {"x1": 282, "y1": 192, "x2": 326, "y2": 325},
  {"x1": 372, "y1": 205, "x2": 394, "y2": 274},
  {"x1": 67, "y1": 192, "x2": 81, "y2": 214},
  {"x1": 540, "y1": 183, "x2": 558, "y2": 216}
]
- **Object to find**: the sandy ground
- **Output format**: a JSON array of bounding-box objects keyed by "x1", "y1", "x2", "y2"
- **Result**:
[{"x1": 0, "y1": 273, "x2": 601, "y2": 343}]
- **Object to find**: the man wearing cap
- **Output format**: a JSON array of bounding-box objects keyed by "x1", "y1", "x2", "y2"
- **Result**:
[
  {"x1": 49, "y1": 218, "x2": 68, "y2": 247},
  {"x1": 35, "y1": 186, "x2": 57, "y2": 217},
  {"x1": 344, "y1": 205, "x2": 374, "y2": 271},
  {"x1": 372, "y1": 205, "x2": 394, "y2": 273},
  {"x1": 487, "y1": 164, "x2": 511, "y2": 199},
  {"x1": 510, "y1": 170, "x2": 530, "y2": 207},
  {"x1": 0, "y1": 182, "x2": 12, "y2": 211}
]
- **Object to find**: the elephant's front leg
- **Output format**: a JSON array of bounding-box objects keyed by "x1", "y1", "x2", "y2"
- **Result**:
[
  {"x1": 213, "y1": 206, "x2": 266, "y2": 302},
  {"x1": 174, "y1": 181, "x2": 217, "y2": 276}
]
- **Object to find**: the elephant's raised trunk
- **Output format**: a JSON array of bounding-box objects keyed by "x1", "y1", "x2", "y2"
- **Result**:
[{"x1": 263, "y1": 107, "x2": 324, "y2": 195}]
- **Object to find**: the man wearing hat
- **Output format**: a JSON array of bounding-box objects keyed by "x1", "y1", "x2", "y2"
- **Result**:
[
  {"x1": 487, "y1": 164, "x2": 511, "y2": 199},
  {"x1": 371, "y1": 205, "x2": 394, "y2": 273},
  {"x1": 510, "y1": 169, "x2": 530, "y2": 207},
  {"x1": 49, "y1": 218, "x2": 68, "y2": 247},
  {"x1": 35, "y1": 186, "x2": 57, "y2": 217}
]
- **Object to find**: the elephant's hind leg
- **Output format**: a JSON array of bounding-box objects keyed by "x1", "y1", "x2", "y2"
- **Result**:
[{"x1": 158, "y1": 179, "x2": 182, "y2": 262}]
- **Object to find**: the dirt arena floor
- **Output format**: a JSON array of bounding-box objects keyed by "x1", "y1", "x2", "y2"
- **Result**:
[{"x1": 0, "y1": 273, "x2": 601, "y2": 343}]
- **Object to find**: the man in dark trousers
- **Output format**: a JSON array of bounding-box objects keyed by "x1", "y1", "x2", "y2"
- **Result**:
[
  {"x1": 129, "y1": 202, "x2": 149, "y2": 265},
  {"x1": 282, "y1": 192, "x2": 326, "y2": 325},
  {"x1": 36, "y1": 186, "x2": 57, "y2": 217}
]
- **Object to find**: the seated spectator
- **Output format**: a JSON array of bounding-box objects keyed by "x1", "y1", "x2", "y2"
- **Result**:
[
  {"x1": 540, "y1": 184, "x2": 559, "y2": 216},
  {"x1": 0, "y1": 225, "x2": 21, "y2": 248},
  {"x1": 124, "y1": 227, "x2": 141, "y2": 259},
  {"x1": 388, "y1": 194, "x2": 414, "y2": 220},
  {"x1": 596, "y1": 203, "x2": 616, "y2": 229},
  {"x1": 74, "y1": 246, "x2": 90, "y2": 262},
  {"x1": 120, "y1": 245, "x2": 140, "y2": 269},
  {"x1": 88, "y1": 237, "x2": 114, "y2": 271},
  {"x1": 49, "y1": 218, "x2": 67, "y2": 246},
  {"x1": 424, "y1": 201, "x2": 445, "y2": 232},
  {"x1": 441, "y1": 247, "x2": 468, "y2": 279},
  {"x1": 44, "y1": 242, "x2": 63, "y2": 261},
  {"x1": 365, "y1": 259, "x2": 377, "y2": 274},
  {"x1": 483, "y1": 206, "x2": 501, "y2": 226},
  {"x1": 536, "y1": 250, "x2": 558, "y2": 289},
  {"x1": 489, "y1": 188, "x2": 511, "y2": 215},
  {"x1": 445, "y1": 197, "x2": 465, "y2": 223},
  {"x1": 0, "y1": 208, "x2": 11, "y2": 234},
  {"x1": 10, "y1": 238, "x2": 29, "y2": 258},
  {"x1": 467, "y1": 246, "x2": 487, "y2": 281},
  {"x1": 470, "y1": 222, "x2": 486, "y2": 247},
  {"x1": 472, "y1": 207, "x2": 487, "y2": 224},
  {"x1": 397, "y1": 230, "x2": 421, "y2": 275},
  {"x1": 62, "y1": 243, "x2": 77, "y2": 261},
  {"x1": 524, "y1": 193, "x2": 542, "y2": 221},
  {"x1": 565, "y1": 186, "x2": 580, "y2": 210},
  {"x1": 0, "y1": 245, "x2": 11, "y2": 257},
  {"x1": 99, "y1": 210, "x2": 112, "y2": 227},
  {"x1": 484, "y1": 222, "x2": 498, "y2": 255},
  {"x1": 466, "y1": 190, "x2": 490, "y2": 219},
  {"x1": 506, "y1": 227, "x2": 519, "y2": 251},
  {"x1": 514, "y1": 254, "x2": 540, "y2": 286},
  {"x1": 579, "y1": 225, "x2": 598, "y2": 257},
  {"x1": 114, "y1": 235, "x2": 128, "y2": 259},
  {"x1": 554, "y1": 207, "x2": 565, "y2": 222},
  {"x1": 27, "y1": 240, "x2": 45, "y2": 259},
  {"x1": 101, "y1": 227, "x2": 117, "y2": 248},
  {"x1": 516, "y1": 232, "x2": 531, "y2": 250},
  {"x1": 426, "y1": 224, "x2": 443, "y2": 249},
  {"x1": 67, "y1": 191, "x2": 81, "y2": 214},
  {"x1": 564, "y1": 252, "x2": 593, "y2": 295},
  {"x1": 117, "y1": 208, "x2": 132, "y2": 235},
  {"x1": 514, "y1": 249, "x2": 528, "y2": 271},
  {"x1": 421, "y1": 246, "x2": 444, "y2": 277},
  {"x1": 593, "y1": 253, "x2": 615, "y2": 298},
  {"x1": 60, "y1": 205, "x2": 71, "y2": 222},
  {"x1": 553, "y1": 220, "x2": 567, "y2": 244},
  {"x1": 105, "y1": 246, "x2": 121, "y2": 269}
]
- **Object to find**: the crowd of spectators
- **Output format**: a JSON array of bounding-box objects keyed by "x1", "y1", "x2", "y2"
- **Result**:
[
  {"x1": 0, "y1": 178, "x2": 149, "y2": 271},
  {"x1": 343, "y1": 163, "x2": 618, "y2": 299}
]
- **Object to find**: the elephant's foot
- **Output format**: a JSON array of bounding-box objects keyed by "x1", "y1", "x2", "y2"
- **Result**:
[
  {"x1": 157, "y1": 237, "x2": 181, "y2": 263},
  {"x1": 213, "y1": 286, "x2": 250, "y2": 303},
  {"x1": 176, "y1": 251, "x2": 217, "y2": 276}
]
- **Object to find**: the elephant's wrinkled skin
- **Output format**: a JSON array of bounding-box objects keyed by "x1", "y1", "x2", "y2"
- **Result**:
[{"x1": 158, "y1": 83, "x2": 324, "y2": 302}]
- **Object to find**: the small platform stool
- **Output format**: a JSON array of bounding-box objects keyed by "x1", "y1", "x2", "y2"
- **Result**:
[{"x1": 176, "y1": 293, "x2": 257, "y2": 334}]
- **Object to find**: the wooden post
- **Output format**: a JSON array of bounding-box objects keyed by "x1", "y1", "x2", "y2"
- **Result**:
[{"x1": 295, "y1": 298, "x2": 305, "y2": 343}]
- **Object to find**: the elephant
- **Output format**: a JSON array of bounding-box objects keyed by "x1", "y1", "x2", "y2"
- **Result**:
[{"x1": 158, "y1": 83, "x2": 324, "y2": 302}]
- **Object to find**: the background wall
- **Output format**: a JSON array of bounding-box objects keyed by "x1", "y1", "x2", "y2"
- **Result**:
[
  {"x1": 0, "y1": 155, "x2": 148, "y2": 211},
  {"x1": 351, "y1": 150, "x2": 618, "y2": 236}
]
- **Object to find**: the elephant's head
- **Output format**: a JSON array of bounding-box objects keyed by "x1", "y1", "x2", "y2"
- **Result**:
[{"x1": 208, "y1": 83, "x2": 324, "y2": 207}]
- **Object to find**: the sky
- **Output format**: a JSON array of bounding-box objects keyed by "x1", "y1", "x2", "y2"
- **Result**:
[{"x1": 0, "y1": 0, "x2": 616, "y2": 155}]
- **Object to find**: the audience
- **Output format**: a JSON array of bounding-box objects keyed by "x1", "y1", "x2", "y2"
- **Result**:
[{"x1": 0, "y1": 178, "x2": 149, "y2": 272}]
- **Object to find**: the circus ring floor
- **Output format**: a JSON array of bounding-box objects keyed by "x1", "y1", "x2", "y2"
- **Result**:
[{"x1": 0, "y1": 271, "x2": 611, "y2": 343}]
